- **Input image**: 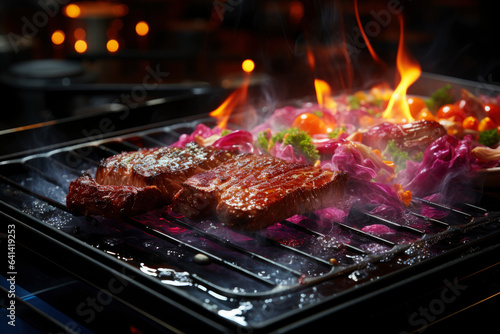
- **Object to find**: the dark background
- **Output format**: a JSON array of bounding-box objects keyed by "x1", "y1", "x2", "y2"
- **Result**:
[{"x1": 1, "y1": 0, "x2": 498, "y2": 130}]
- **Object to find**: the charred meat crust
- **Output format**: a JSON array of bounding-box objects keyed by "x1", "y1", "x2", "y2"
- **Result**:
[
  {"x1": 362, "y1": 120, "x2": 447, "y2": 155},
  {"x1": 172, "y1": 155, "x2": 349, "y2": 231},
  {"x1": 95, "y1": 142, "x2": 237, "y2": 201},
  {"x1": 67, "y1": 143, "x2": 238, "y2": 218},
  {"x1": 67, "y1": 143, "x2": 349, "y2": 231},
  {"x1": 66, "y1": 174, "x2": 167, "y2": 218}
]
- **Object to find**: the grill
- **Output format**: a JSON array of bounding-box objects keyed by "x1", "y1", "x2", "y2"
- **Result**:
[{"x1": 1, "y1": 75, "x2": 500, "y2": 333}]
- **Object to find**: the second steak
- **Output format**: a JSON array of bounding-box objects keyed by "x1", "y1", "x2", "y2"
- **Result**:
[{"x1": 173, "y1": 154, "x2": 349, "y2": 231}]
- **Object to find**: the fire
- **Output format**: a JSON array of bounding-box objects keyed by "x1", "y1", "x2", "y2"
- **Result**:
[
  {"x1": 354, "y1": 0, "x2": 383, "y2": 66},
  {"x1": 306, "y1": 46, "x2": 336, "y2": 112},
  {"x1": 382, "y1": 16, "x2": 421, "y2": 123},
  {"x1": 314, "y1": 79, "x2": 336, "y2": 111},
  {"x1": 210, "y1": 59, "x2": 254, "y2": 129},
  {"x1": 306, "y1": 47, "x2": 315, "y2": 69}
]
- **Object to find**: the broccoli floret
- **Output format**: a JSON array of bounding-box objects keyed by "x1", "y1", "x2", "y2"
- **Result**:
[
  {"x1": 425, "y1": 84, "x2": 454, "y2": 112},
  {"x1": 479, "y1": 128, "x2": 500, "y2": 147},
  {"x1": 256, "y1": 130, "x2": 271, "y2": 151},
  {"x1": 384, "y1": 140, "x2": 422, "y2": 172},
  {"x1": 262, "y1": 128, "x2": 319, "y2": 163},
  {"x1": 282, "y1": 129, "x2": 320, "y2": 163}
]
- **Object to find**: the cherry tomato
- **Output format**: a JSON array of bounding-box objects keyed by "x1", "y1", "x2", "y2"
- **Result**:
[
  {"x1": 455, "y1": 98, "x2": 482, "y2": 118},
  {"x1": 484, "y1": 103, "x2": 500, "y2": 124},
  {"x1": 415, "y1": 108, "x2": 436, "y2": 121},
  {"x1": 478, "y1": 117, "x2": 497, "y2": 132},
  {"x1": 407, "y1": 97, "x2": 427, "y2": 118},
  {"x1": 462, "y1": 116, "x2": 479, "y2": 131},
  {"x1": 292, "y1": 113, "x2": 327, "y2": 135},
  {"x1": 437, "y1": 104, "x2": 466, "y2": 123}
]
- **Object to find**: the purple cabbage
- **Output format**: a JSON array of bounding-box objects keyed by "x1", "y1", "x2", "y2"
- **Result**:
[
  {"x1": 397, "y1": 135, "x2": 498, "y2": 198},
  {"x1": 171, "y1": 124, "x2": 222, "y2": 147},
  {"x1": 269, "y1": 142, "x2": 307, "y2": 164},
  {"x1": 346, "y1": 179, "x2": 405, "y2": 216},
  {"x1": 319, "y1": 139, "x2": 394, "y2": 182},
  {"x1": 212, "y1": 130, "x2": 255, "y2": 153}
]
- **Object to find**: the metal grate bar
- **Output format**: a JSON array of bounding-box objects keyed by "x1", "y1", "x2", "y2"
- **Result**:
[
  {"x1": 409, "y1": 211, "x2": 450, "y2": 229},
  {"x1": 166, "y1": 215, "x2": 305, "y2": 276},
  {"x1": 460, "y1": 202, "x2": 488, "y2": 214},
  {"x1": 140, "y1": 134, "x2": 171, "y2": 147},
  {"x1": 25, "y1": 156, "x2": 82, "y2": 180},
  {"x1": 280, "y1": 220, "x2": 368, "y2": 255},
  {"x1": 97, "y1": 145, "x2": 120, "y2": 156},
  {"x1": 247, "y1": 229, "x2": 335, "y2": 266},
  {"x1": 413, "y1": 197, "x2": 473, "y2": 219},
  {"x1": 124, "y1": 217, "x2": 278, "y2": 287},
  {"x1": 336, "y1": 222, "x2": 396, "y2": 248},
  {"x1": 0, "y1": 173, "x2": 68, "y2": 212},
  {"x1": 352, "y1": 208, "x2": 426, "y2": 235},
  {"x1": 67, "y1": 149, "x2": 100, "y2": 167}
]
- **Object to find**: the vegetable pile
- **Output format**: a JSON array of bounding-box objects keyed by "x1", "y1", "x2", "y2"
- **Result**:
[{"x1": 172, "y1": 85, "x2": 500, "y2": 223}]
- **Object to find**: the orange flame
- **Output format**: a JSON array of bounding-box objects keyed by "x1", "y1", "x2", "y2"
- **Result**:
[
  {"x1": 314, "y1": 79, "x2": 337, "y2": 111},
  {"x1": 382, "y1": 16, "x2": 421, "y2": 123},
  {"x1": 210, "y1": 60, "x2": 254, "y2": 128},
  {"x1": 354, "y1": 0, "x2": 384, "y2": 66},
  {"x1": 306, "y1": 46, "x2": 316, "y2": 70}
]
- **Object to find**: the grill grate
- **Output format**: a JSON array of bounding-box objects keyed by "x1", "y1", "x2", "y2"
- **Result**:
[{"x1": 1, "y1": 117, "x2": 500, "y2": 329}]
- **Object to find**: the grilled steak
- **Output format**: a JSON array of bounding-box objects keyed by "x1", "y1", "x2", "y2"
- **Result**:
[
  {"x1": 67, "y1": 142, "x2": 348, "y2": 230},
  {"x1": 67, "y1": 143, "x2": 237, "y2": 218},
  {"x1": 362, "y1": 120, "x2": 446, "y2": 156},
  {"x1": 67, "y1": 174, "x2": 167, "y2": 218},
  {"x1": 96, "y1": 142, "x2": 237, "y2": 200},
  {"x1": 173, "y1": 155, "x2": 349, "y2": 231}
]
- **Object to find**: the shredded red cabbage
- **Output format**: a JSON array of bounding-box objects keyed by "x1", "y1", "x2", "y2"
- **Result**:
[
  {"x1": 270, "y1": 142, "x2": 308, "y2": 164},
  {"x1": 346, "y1": 179, "x2": 405, "y2": 216},
  {"x1": 397, "y1": 135, "x2": 498, "y2": 198},
  {"x1": 212, "y1": 130, "x2": 255, "y2": 153},
  {"x1": 171, "y1": 124, "x2": 222, "y2": 147},
  {"x1": 319, "y1": 139, "x2": 394, "y2": 182}
]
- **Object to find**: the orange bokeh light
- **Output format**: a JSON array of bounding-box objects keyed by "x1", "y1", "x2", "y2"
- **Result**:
[
  {"x1": 65, "y1": 4, "x2": 81, "y2": 18},
  {"x1": 135, "y1": 21, "x2": 149, "y2": 36},
  {"x1": 51, "y1": 30, "x2": 65, "y2": 45},
  {"x1": 106, "y1": 39, "x2": 119, "y2": 53},
  {"x1": 74, "y1": 28, "x2": 86, "y2": 40},
  {"x1": 74, "y1": 40, "x2": 88, "y2": 53},
  {"x1": 289, "y1": 1, "x2": 304, "y2": 23},
  {"x1": 241, "y1": 59, "x2": 255, "y2": 73}
]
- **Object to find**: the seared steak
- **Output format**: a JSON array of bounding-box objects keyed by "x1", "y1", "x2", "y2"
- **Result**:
[
  {"x1": 67, "y1": 174, "x2": 167, "y2": 218},
  {"x1": 67, "y1": 142, "x2": 349, "y2": 230},
  {"x1": 173, "y1": 155, "x2": 349, "y2": 231},
  {"x1": 96, "y1": 142, "x2": 237, "y2": 200},
  {"x1": 67, "y1": 143, "x2": 237, "y2": 218},
  {"x1": 362, "y1": 120, "x2": 446, "y2": 156}
]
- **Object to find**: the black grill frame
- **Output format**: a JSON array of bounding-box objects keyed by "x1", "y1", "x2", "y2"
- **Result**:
[{"x1": 1, "y1": 74, "x2": 500, "y2": 333}]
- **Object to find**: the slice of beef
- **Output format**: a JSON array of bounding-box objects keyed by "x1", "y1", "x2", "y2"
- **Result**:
[
  {"x1": 67, "y1": 143, "x2": 238, "y2": 218},
  {"x1": 173, "y1": 155, "x2": 349, "y2": 231},
  {"x1": 66, "y1": 174, "x2": 167, "y2": 218},
  {"x1": 362, "y1": 120, "x2": 446, "y2": 156},
  {"x1": 96, "y1": 142, "x2": 237, "y2": 201}
]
